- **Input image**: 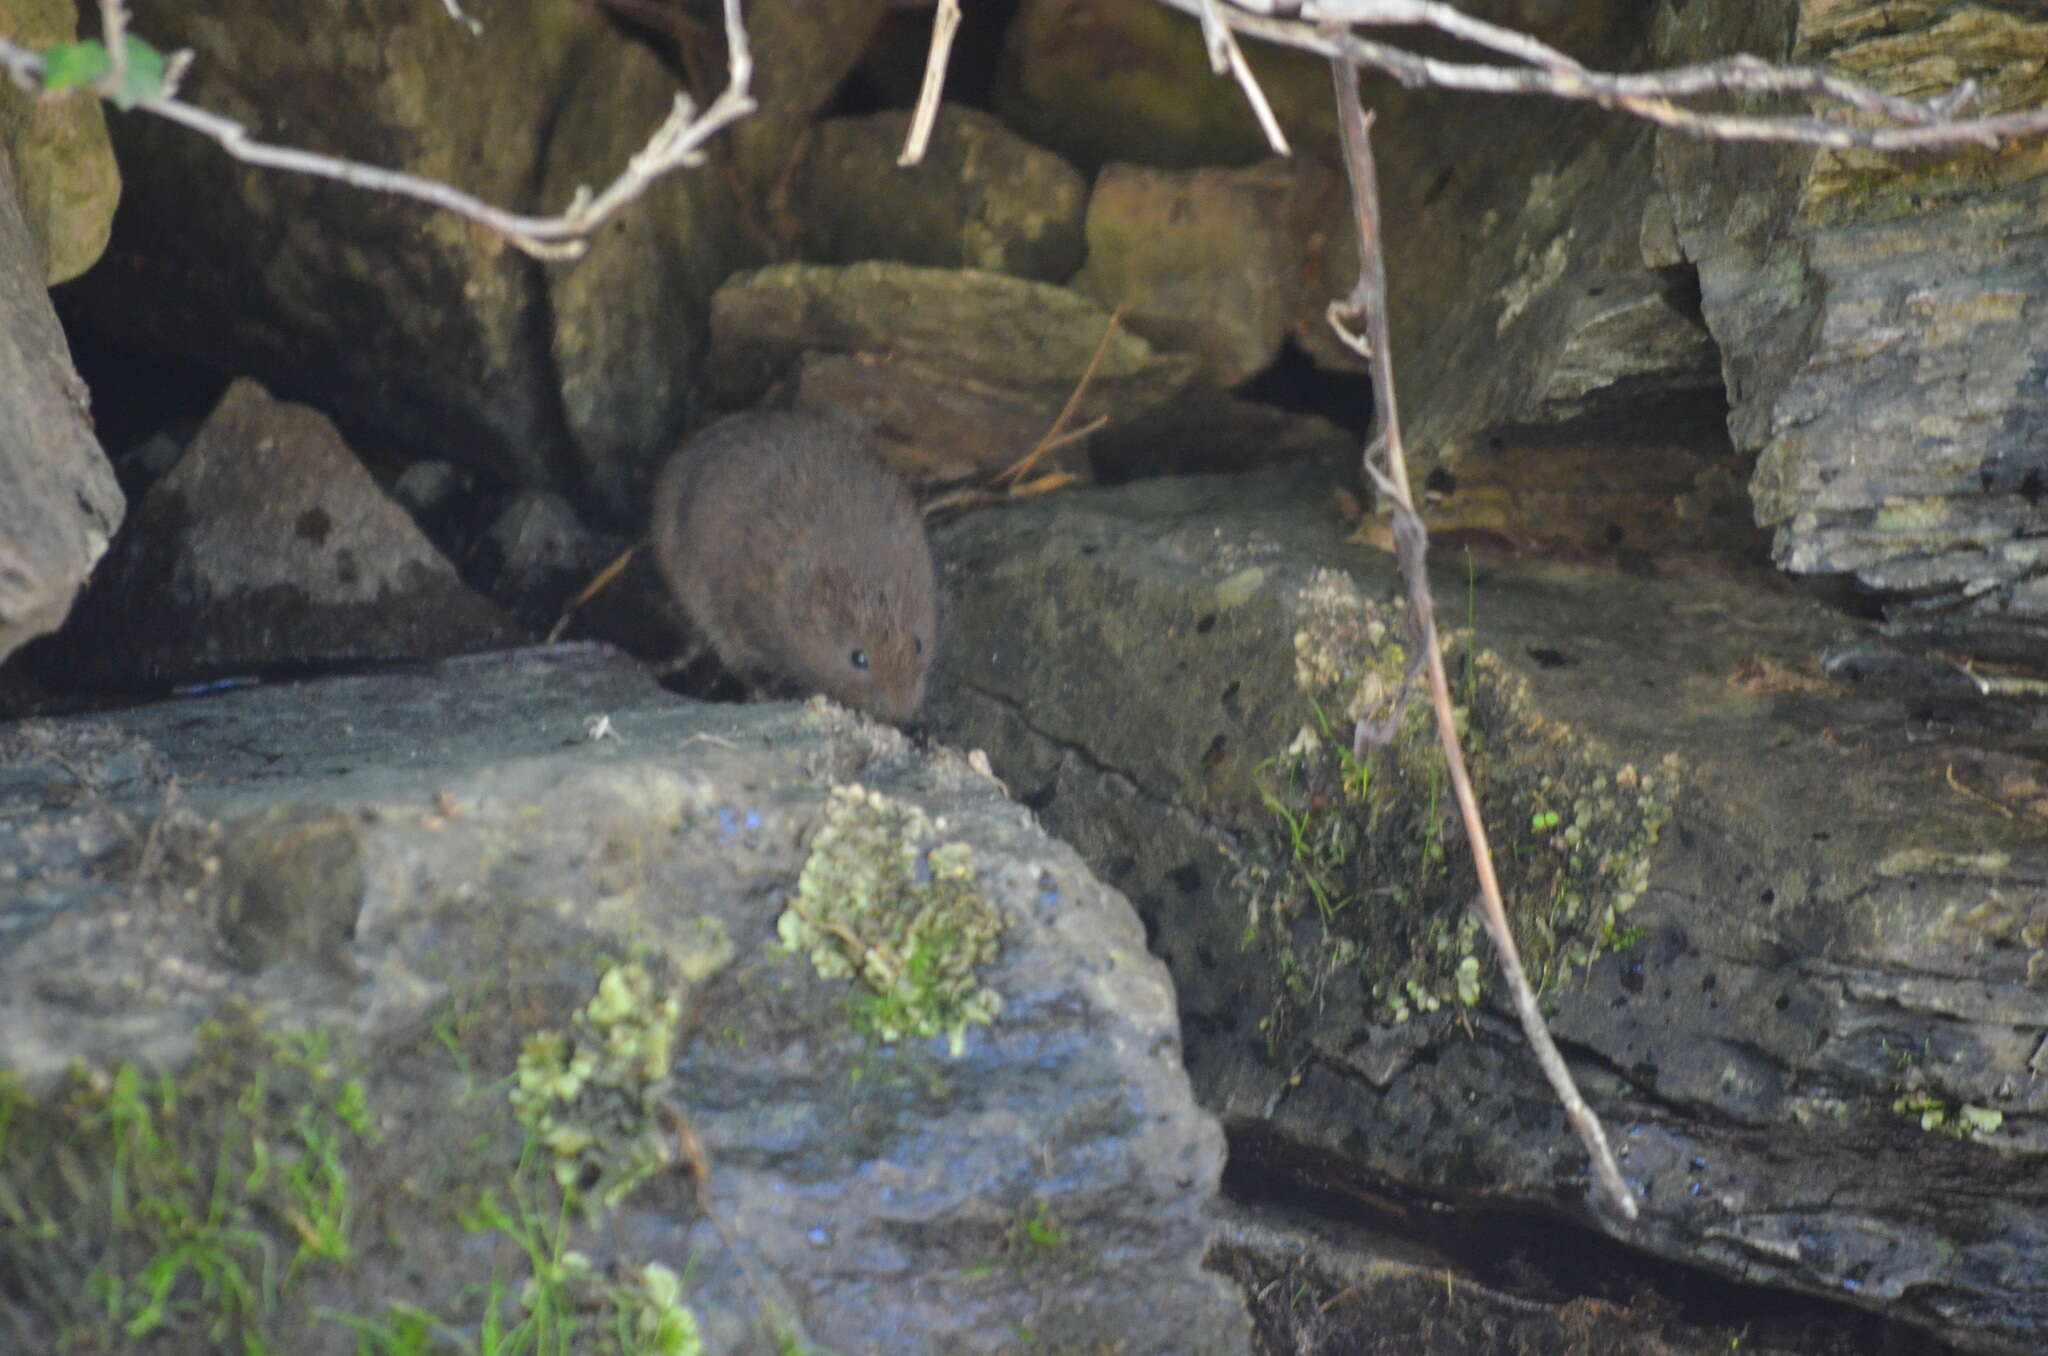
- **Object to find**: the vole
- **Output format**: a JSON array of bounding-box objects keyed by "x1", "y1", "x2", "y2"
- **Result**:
[{"x1": 650, "y1": 410, "x2": 937, "y2": 725}]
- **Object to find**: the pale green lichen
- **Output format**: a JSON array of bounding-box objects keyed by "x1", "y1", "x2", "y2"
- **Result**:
[
  {"x1": 510, "y1": 963, "x2": 681, "y2": 1213},
  {"x1": 780, "y1": 784, "x2": 1003, "y2": 1057}
]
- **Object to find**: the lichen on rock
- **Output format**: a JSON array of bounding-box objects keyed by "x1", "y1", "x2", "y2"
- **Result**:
[
  {"x1": 779, "y1": 783, "x2": 1004, "y2": 1056},
  {"x1": 1245, "y1": 567, "x2": 1680, "y2": 1033},
  {"x1": 509, "y1": 962, "x2": 682, "y2": 1213}
]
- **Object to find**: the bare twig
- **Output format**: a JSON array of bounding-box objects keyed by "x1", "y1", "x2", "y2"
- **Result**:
[
  {"x1": 1198, "y1": 0, "x2": 1291, "y2": 155},
  {"x1": 2, "y1": 0, "x2": 757, "y2": 259},
  {"x1": 1155, "y1": 0, "x2": 2044, "y2": 152},
  {"x1": 1325, "y1": 56, "x2": 1638, "y2": 1222},
  {"x1": 996, "y1": 305, "x2": 1126, "y2": 490},
  {"x1": 899, "y1": 0, "x2": 961, "y2": 167}
]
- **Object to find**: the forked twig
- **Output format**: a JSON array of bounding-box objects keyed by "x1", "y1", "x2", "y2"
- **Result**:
[
  {"x1": 1324, "y1": 56, "x2": 1637, "y2": 1221},
  {"x1": 1154, "y1": 0, "x2": 2048, "y2": 152},
  {"x1": 995, "y1": 305, "x2": 1127, "y2": 491},
  {"x1": 0, "y1": 0, "x2": 757, "y2": 260}
]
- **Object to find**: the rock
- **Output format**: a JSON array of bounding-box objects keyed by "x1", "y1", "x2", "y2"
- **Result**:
[
  {"x1": 60, "y1": 0, "x2": 604, "y2": 489},
  {"x1": 1416, "y1": 402, "x2": 1767, "y2": 558},
  {"x1": 388, "y1": 458, "x2": 471, "y2": 520},
  {"x1": 790, "y1": 105, "x2": 1087, "y2": 282},
  {"x1": 724, "y1": 0, "x2": 891, "y2": 193},
  {"x1": 1357, "y1": 5, "x2": 1724, "y2": 468},
  {"x1": 1074, "y1": 158, "x2": 1346, "y2": 387},
  {"x1": 541, "y1": 33, "x2": 761, "y2": 524},
  {"x1": 35, "y1": 378, "x2": 520, "y2": 685},
  {"x1": 0, "y1": 645, "x2": 1251, "y2": 1354},
  {"x1": 925, "y1": 462, "x2": 2048, "y2": 1355},
  {"x1": 1655, "y1": 1, "x2": 2048, "y2": 654},
  {"x1": 475, "y1": 489, "x2": 619, "y2": 635},
  {"x1": 789, "y1": 350, "x2": 1085, "y2": 484},
  {"x1": 1003, "y1": 1, "x2": 1727, "y2": 471},
  {"x1": 707, "y1": 260, "x2": 1202, "y2": 432},
  {"x1": 0, "y1": 0, "x2": 120, "y2": 283},
  {"x1": 1088, "y1": 383, "x2": 1360, "y2": 481},
  {"x1": 993, "y1": 0, "x2": 1332, "y2": 172},
  {"x1": 0, "y1": 157, "x2": 122, "y2": 670}
]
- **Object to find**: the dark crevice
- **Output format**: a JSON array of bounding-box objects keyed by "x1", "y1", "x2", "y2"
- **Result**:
[{"x1": 1223, "y1": 1122, "x2": 1967, "y2": 1356}]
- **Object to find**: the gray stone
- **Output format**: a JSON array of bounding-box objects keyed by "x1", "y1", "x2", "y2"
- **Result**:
[
  {"x1": 542, "y1": 34, "x2": 761, "y2": 524},
  {"x1": 1654, "y1": 0, "x2": 2048, "y2": 650},
  {"x1": 724, "y1": 0, "x2": 890, "y2": 193},
  {"x1": 789, "y1": 350, "x2": 1085, "y2": 484},
  {"x1": 993, "y1": 0, "x2": 1333, "y2": 173},
  {"x1": 37, "y1": 377, "x2": 519, "y2": 685},
  {"x1": 926, "y1": 462, "x2": 2048, "y2": 1355},
  {"x1": 0, "y1": 645, "x2": 1250, "y2": 1354},
  {"x1": 0, "y1": 158, "x2": 122, "y2": 669}
]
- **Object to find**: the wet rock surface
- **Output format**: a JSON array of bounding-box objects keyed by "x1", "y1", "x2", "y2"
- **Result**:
[
  {"x1": 926, "y1": 462, "x2": 2048, "y2": 1355},
  {"x1": 0, "y1": 645, "x2": 1248, "y2": 1353}
]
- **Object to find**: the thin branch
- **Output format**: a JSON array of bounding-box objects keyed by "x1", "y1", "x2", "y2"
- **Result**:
[
  {"x1": 1325, "y1": 56, "x2": 1639, "y2": 1222},
  {"x1": 1199, "y1": 0, "x2": 1290, "y2": 154},
  {"x1": 1155, "y1": 0, "x2": 2045, "y2": 152},
  {"x1": 1306, "y1": 0, "x2": 1590, "y2": 76},
  {"x1": 899, "y1": 0, "x2": 961, "y2": 167},
  {"x1": 996, "y1": 304, "x2": 1126, "y2": 490},
  {"x1": 2, "y1": 0, "x2": 757, "y2": 260},
  {"x1": 100, "y1": 0, "x2": 129, "y2": 96}
]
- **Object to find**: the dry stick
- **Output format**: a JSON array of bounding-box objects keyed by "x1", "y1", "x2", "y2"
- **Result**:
[
  {"x1": 898, "y1": 0, "x2": 961, "y2": 167},
  {"x1": 1150, "y1": 0, "x2": 2047, "y2": 152},
  {"x1": 994, "y1": 305, "x2": 1127, "y2": 490},
  {"x1": 1324, "y1": 55, "x2": 1638, "y2": 1222},
  {"x1": 1197, "y1": 0, "x2": 1291, "y2": 155}
]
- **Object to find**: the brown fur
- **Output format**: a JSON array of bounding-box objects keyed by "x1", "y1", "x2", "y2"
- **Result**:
[{"x1": 651, "y1": 411, "x2": 937, "y2": 724}]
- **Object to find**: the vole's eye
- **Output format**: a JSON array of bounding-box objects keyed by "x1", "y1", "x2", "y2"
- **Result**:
[
  {"x1": 914, "y1": 636, "x2": 924, "y2": 657},
  {"x1": 850, "y1": 649, "x2": 870, "y2": 671}
]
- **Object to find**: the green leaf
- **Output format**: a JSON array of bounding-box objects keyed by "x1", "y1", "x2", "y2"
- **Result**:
[
  {"x1": 38, "y1": 40, "x2": 109, "y2": 96},
  {"x1": 40, "y1": 34, "x2": 171, "y2": 109},
  {"x1": 107, "y1": 35, "x2": 170, "y2": 109}
]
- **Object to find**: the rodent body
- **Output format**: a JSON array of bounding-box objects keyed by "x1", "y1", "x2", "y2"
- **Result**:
[{"x1": 651, "y1": 410, "x2": 937, "y2": 724}]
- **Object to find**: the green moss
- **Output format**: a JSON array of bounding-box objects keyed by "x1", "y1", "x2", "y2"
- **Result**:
[
  {"x1": 1242, "y1": 569, "x2": 1679, "y2": 1040},
  {"x1": 779, "y1": 784, "x2": 1004, "y2": 1057}
]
